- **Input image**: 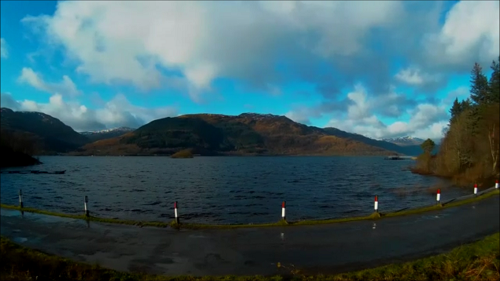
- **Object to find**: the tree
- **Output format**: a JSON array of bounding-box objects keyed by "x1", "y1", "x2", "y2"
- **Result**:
[
  {"x1": 413, "y1": 60, "x2": 500, "y2": 183},
  {"x1": 460, "y1": 98, "x2": 472, "y2": 111},
  {"x1": 488, "y1": 58, "x2": 500, "y2": 103},
  {"x1": 449, "y1": 98, "x2": 461, "y2": 123},
  {"x1": 470, "y1": 62, "x2": 490, "y2": 105},
  {"x1": 480, "y1": 104, "x2": 500, "y2": 176},
  {"x1": 421, "y1": 138, "x2": 435, "y2": 154}
]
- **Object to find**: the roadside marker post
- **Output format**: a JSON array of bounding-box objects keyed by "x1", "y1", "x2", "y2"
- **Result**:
[
  {"x1": 19, "y1": 189, "x2": 23, "y2": 208},
  {"x1": 281, "y1": 201, "x2": 286, "y2": 221},
  {"x1": 474, "y1": 184, "x2": 478, "y2": 195},
  {"x1": 174, "y1": 201, "x2": 179, "y2": 224},
  {"x1": 495, "y1": 180, "x2": 499, "y2": 189},
  {"x1": 374, "y1": 196, "x2": 378, "y2": 212},
  {"x1": 436, "y1": 189, "x2": 441, "y2": 203},
  {"x1": 84, "y1": 196, "x2": 89, "y2": 217}
]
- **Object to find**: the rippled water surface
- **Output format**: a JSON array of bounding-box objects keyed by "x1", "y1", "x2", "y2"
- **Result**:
[{"x1": 0, "y1": 156, "x2": 472, "y2": 224}]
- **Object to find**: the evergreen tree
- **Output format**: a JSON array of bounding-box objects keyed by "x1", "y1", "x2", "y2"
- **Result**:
[
  {"x1": 460, "y1": 98, "x2": 472, "y2": 111},
  {"x1": 488, "y1": 58, "x2": 500, "y2": 103},
  {"x1": 420, "y1": 138, "x2": 435, "y2": 154},
  {"x1": 470, "y1": 62, "x2": 490, "y2": 105},
  {"x1": 449, "y1": 98, "x2": 461, "y2": 123}
]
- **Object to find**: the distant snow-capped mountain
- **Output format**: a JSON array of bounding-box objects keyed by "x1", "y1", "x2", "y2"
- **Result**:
[
  {"x1": 80, "y1": 127, "x2": 134, "y2": 142},
  {"x1": 81, "y1": 127, "x2": 134, "y2": 135},
  {"x1": 382, "y1": 136, "x2": 425, "y2": 146}
]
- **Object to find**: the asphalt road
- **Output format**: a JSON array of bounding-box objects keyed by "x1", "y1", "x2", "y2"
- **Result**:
[{"x1": 1, "y1": 195, "x2": 499, "y2": 276}]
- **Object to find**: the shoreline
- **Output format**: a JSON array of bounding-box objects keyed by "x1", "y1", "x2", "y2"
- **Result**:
[
  {"x1": 46, "y1": 153, "x2": 417, "y2": 157},
  {"x1": 2, "y1": 188, "x2": 498, "y2": 230}
]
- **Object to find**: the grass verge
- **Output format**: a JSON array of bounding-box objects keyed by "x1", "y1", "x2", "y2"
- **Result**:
[
  {"x1": 0, "y1": 206, "x2": 170, "y2": 228},
  {"x1": 1, "y1": 189, "x2": 498, "y2": 230},
  {"x1": 1, "y1": 233, "x2": 499, "y2": 281}
]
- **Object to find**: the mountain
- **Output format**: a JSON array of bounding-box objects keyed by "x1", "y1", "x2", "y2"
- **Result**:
[
  {"x1": 0, "y1": 108, "x2": 89, "y2": 154},
  {"x1": 382, "y1": 136, "x2": 425, "y2": 146},
  {"x1": 323, "y1": 128, "x2": 424, "y2": 156},
  {"x1": 75, "y1": 113, "x2": 415, "y2": 156},
  {"x1": 1, "y1": 108, "x2": 426, "y2": 157},
  {"x1": 80, "y1": 127, "x2": 134, "y2": 142}
]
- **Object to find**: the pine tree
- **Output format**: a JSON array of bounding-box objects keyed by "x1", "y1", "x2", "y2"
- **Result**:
[
  {"x1": 488, "y1": 58, "x2": 500, "y2": 103},
  {"x1": 420, "y1": 138, "x2": 435, "y2": 154},
  {"x1": 460, "y1": 98, "x2": 472, "y2": 111},
  {"x1": 470, "y1": 62, "x2": 490, "y2": 105},
  {"x1": 449, "y1": 98, "x2": 461, "y2": 123}
]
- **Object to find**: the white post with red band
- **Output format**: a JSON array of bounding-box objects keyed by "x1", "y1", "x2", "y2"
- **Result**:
[
  {"x1": 495, "y1": 180, "x2": 499, "y2": 189},
  {"x1": 174, "y1": 201, "x2": 179, "y2": 223},
  {"x1": 474, "y1": 184, "x2": 478, "y2": 195},
  {"x1": 436, "y1": 189, "x2": 441, "y2": 203},
  {"x1": 374, "y1": 196, "x2": 378, "y2": 212},
  {"x1": 281, "y1": 201, "x2": 286, "y2": 220}
]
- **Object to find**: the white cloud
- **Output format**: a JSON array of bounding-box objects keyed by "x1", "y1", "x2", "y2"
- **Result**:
[
  {"x1": 18, "y1": 67, "x2": 80, "y2": 97},
  {"x1": 9, "y1": 66, "x2": 179, "y2": 131},
  {"x1": 424, "y1": 1, "x2": 499, "y2": 69},
  {"x1": 21, "y1": 1, "x2": 404, "y2": 95},
  {"x1": 342, "y1": 84, "x2": 416, "y2": 121},
  {"x1": 345, "y1": 84, "x2": 371, "y2": 120},
  {"x1": 1, "y1": 92, "x2": 178, "y2": 132},
  {"x1": 325, "y1": 84, "x2": 450, "y2": 141},
  {"x1": 394, "y1": 67, "x2": 446, "y2": 92},
  {"x1": 442, "y1": 86, "x2": 469, "y2": 105},
  {"x1": 395, "y1": 68, "x2": 425, "y2": 85},
  {"x1": 286, "y1": 84, "x2": 416, "y2": 127},
  {"x1": 0, "y1": 38, "x2": 7, "y2": 58},
  {"x1": 285, "y1": 106, "x2": 318, "y2": 125},
  {"x1": 20, "y1": 1, "x2": 499, "y2": 104}
]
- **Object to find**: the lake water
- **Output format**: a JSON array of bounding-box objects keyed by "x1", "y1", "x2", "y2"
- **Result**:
[{"x1": 0, "y1": 156, "x2": 472, "y2": 224}]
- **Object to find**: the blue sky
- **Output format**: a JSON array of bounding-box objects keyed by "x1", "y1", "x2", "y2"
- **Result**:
[{"x1": 1, "y1": 1, "x2": 498, "y2": 141}]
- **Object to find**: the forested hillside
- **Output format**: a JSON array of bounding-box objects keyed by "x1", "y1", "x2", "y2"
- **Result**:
[
  {"x1": 0, "y1": 129, "x2": 41, "y2": 168},
  {"x1": 413, "y1": 59, "x2": 500, "y2": 185},
  {"x1": 1, "y1": 108, "x2": 89, "y2": 154}
]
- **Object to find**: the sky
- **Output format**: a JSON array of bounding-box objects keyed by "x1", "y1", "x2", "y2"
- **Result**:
[{"x1": 0, "y1": 1, "x2": 498, "y2": 141}]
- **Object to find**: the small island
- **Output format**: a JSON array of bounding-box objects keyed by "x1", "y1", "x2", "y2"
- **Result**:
[{"x1": 170, "y1": 149, "x2": 194, "y2": 159}]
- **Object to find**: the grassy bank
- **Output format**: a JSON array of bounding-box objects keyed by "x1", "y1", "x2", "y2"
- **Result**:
[
  {"x1": 0, "y1": 206, "x2": 170, "y2": 228},
  {"x1": 1, "y1": 233, "x2": 499, "y2": 281},
  {"x1": 1, "y1": 189, "x2": 498, "y2": 230}
]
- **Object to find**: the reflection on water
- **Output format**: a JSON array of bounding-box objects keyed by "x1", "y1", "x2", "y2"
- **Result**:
[{"x1": 0, "y1": 156, "x2": 470, "y2": 224}]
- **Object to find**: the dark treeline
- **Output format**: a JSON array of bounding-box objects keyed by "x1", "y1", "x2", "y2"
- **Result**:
[
  {"x1": 413, "y1": 58, "x2": 500, "y2": 185},
  {"x1": 0, "y1": 130, "x2": 41, "y2": 168}
]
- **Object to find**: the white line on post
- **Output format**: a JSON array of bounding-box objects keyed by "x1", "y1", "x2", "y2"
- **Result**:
[
  {"x1": 174, "y1": 201, "x2": 179, "y2": 224},
  {"x1": 84, "y1": 196, "x2": 89, "y2": 217},
  {"x1": 281, "y1": 201, "x2": 286, "y2": 220}
]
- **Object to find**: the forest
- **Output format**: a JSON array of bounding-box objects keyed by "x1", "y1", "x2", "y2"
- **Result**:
[
  {"x1": 413, "y1": 58, "x2": 500, "y2": 186},
  {"x1": 0, "y1": 129, "x2": 41, "y2": 168}
]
